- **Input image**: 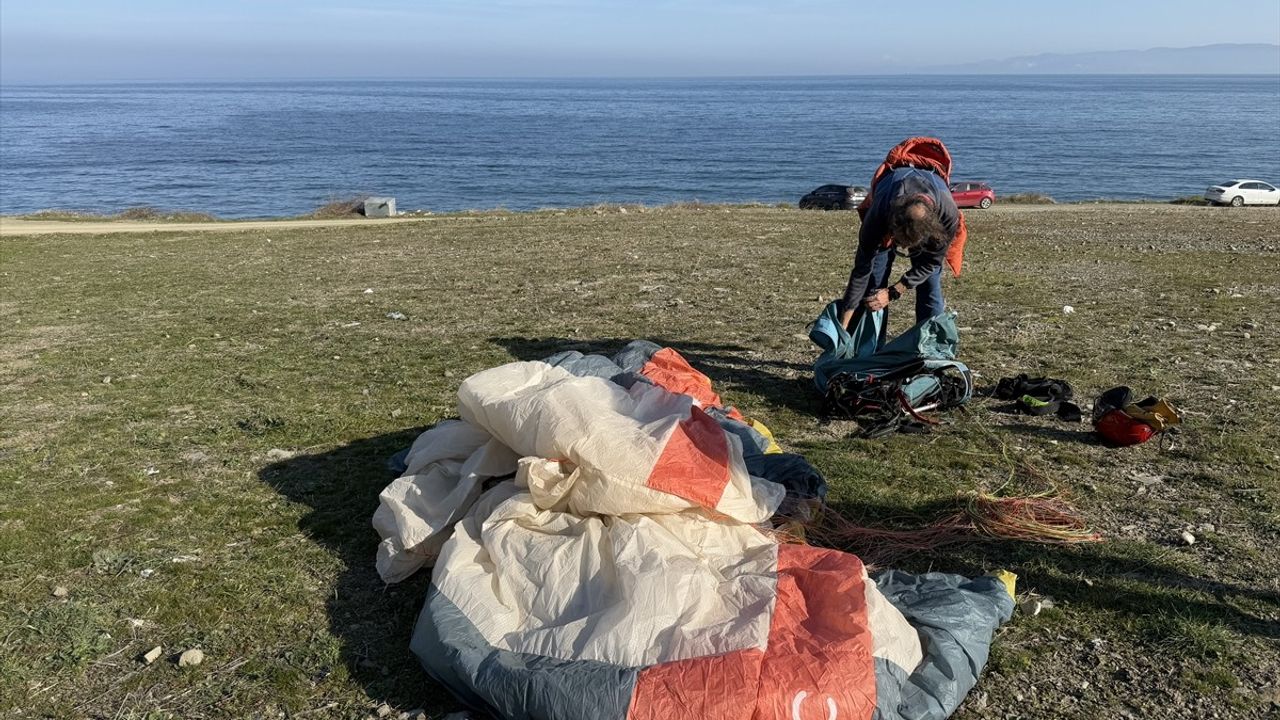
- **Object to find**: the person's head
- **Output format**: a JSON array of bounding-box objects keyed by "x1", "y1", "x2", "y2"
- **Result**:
[{"x1": 888, "y1": 194, "x2": 947, "y2": 252}]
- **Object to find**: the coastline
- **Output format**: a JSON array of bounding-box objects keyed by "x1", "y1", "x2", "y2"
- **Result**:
[{"x1": 0, "y1": 199, "x2": 1255, "y2": 237}]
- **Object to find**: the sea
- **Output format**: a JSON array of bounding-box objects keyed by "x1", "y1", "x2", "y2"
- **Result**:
[{"x1": 1, "y1": 75, "x2": 1278, "y2": 218}]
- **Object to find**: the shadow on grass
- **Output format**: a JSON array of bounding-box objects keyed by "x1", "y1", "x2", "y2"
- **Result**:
[
  {"x1": 259, "y1": 428, "x2": 456, "y2": 715},
  {"x1": 489, "y1": 335, "x2": 820, "y2": 415},
  {"x1": 825, "y1": 496, "x2": 1280, "y2": 642},
  {"x1": 995, "y1": 421, "x2": 1104, "y2": 446}
]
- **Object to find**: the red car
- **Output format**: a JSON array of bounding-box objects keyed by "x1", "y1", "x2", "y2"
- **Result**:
[{"x1": 949, "y1": 181, "x2": 995, "y2": 209}]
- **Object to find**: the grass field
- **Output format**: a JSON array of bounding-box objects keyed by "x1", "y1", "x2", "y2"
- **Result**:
[{"x1": 2, "y1": 204, "x2": 1278, "y2": 719}]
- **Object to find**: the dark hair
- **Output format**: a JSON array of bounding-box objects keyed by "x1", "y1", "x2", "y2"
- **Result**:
[{"x1": 888, "y1": 196, "x2": 948, "y2": 253}]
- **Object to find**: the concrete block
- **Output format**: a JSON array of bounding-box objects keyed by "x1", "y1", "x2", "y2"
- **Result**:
[{"x1": 363, "y1": 197, "x2": 396, "y2": 218}]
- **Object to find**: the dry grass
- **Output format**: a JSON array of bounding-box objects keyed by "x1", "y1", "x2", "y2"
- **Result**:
[
  {"x1": 303, "y1": 197, "x2": 370, "y2": 219},
  {"x1": 19, "y1": 206, "x2": 219, "y2": 223},
  {"x1": 1, "y1": 204, "x2": 1277, "y2": 719},
  {"x1": 1000, "y1": 193, "x2": 1057, "y2": 204}
]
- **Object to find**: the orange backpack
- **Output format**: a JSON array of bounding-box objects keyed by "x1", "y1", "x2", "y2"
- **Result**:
[{"x1": 857, "y1": 137, "x2": 969, "y2": 277}]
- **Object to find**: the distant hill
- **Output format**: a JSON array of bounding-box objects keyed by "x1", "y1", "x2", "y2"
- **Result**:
[{"x1": 926, "y1": 43, "x2": 1280, "y2": 74}]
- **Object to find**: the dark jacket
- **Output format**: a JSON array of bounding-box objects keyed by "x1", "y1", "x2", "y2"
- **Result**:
[{"x1": 841, "y1": 167, "x2": 960, "y2": 311}]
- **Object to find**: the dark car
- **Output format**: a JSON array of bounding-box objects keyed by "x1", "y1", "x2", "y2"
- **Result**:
[{"x1": 799, "y1": 184, "x2": 868, "y2": 210}]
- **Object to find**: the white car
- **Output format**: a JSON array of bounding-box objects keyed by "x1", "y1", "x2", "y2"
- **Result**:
[{"x1": 1204, "y1": 179, "x2": 1280, "y2": 206}]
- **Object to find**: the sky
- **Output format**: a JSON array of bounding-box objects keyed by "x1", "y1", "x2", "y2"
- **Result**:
[{"x1": 2, "y1": 0, "x2": 1278, "y2": 83}]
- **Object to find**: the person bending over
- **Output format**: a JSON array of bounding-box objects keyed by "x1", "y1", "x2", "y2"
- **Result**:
[{"x1": 838, "y1": 166, "x2": 961, "y2": 338}]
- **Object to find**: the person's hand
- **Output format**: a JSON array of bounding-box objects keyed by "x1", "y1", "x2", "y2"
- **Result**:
[
  {"x1": 838, "y1": 308, "x2": 855, "y2": 328},
  {"x1": 864, "y1": 289, "x2": 891, "y2": 311}
]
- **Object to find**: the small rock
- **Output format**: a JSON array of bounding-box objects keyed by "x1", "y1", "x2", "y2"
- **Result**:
[
  {"x1": 1180, "y1": 530, "x2": 1197, "y2": 545},
  {"x1": 1018, "y1": 598, "x2": 1045, "y2": 616},
  {"x1": 144, "y1": 466, "x2": 160, "y2": 476},
  {"x1": 385, "y1": 311, "x2": 407, "y2": 321},
  {"x1": 1262, "y1": 685, "x2": 1280, "y2": 707},
  {"x1": 1134, "y1": 473, "x2": 1164, "y2": 487},
  {"x1": 376, "y1": 704, "x2": 393, "y2": 718},
  {"x1": 363, "y1": 288, "x2": 374, "y2": 294},
  {"x1": 391, "y1": 409, "x2": 403, "y2": 418},
  {"x1": 102, "y1": 376, "x2": 112, "y2": 384},
  {"x1": 139, "y1": 568, "x2": 155, "y2": 579},
  {"x1": 51, "y1": 586, "x2": 68, "y2": 598},
  {"x1": 617, "y1": 206, "x2": 627, "y2": 214},
  {"x1": 1198, "y1": 523, "x2": 1215, "y2": 533},
  {"x1": 265, "y1": 448, "x2": 298, "y2": 461},
  {"x1": 142, "y1": 646, "x2": 163, "y2": 664},
  {"x1": 1062, "y1": 305, "x2": 1075, "y2": 315},
  {"x1": 178, "y1": 648, "x2": 204, "y2": 667}
]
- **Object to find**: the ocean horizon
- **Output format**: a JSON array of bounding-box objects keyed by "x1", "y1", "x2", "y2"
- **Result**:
[{"x1": 2, "y1": 75, "x2": 1278, "y2": 218}]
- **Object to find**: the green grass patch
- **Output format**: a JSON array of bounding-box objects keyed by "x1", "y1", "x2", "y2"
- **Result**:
[{"x1": 2, "y1": 204, "x2": 1278, "y2": 718}]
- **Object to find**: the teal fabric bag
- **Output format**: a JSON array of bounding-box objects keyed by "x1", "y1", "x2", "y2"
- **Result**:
[{"x1": 810, "y1": 301, "x2": 971, "y2": 406}]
